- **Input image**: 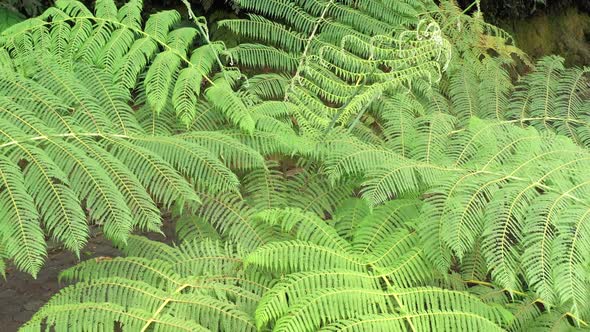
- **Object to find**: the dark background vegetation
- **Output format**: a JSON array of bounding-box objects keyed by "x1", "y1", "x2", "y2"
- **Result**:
[
  {"x1": 3, "y1": 0, "x2": 590, "y2": 21},
  {"x1": 4, "y1": 0, "x2": 590, "y2": 65},
  {"x1": 1, "y1": 0, "x2": 230, "y2": 16},
  {"x1": 456, "y1": 0, "x2": 590, "y2": 21}
]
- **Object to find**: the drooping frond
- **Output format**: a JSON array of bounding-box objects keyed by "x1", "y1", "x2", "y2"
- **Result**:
[
  {"x1": 23, "y1": 237, "x2": 262, "y2": 332},
  {"x1": 219, "y1": 0, "x2": 452, "y2": 131},
  {"x1": 331, "y1": 197, "x2": 370, "y2": 240},
  {"x1": 28, "y1": 170, "x2": 513, "y2": 331},
  {"x1": 326, "y1": 109, "x2": 590, "y2": 318},
  {"x1": 0, "y1": 0, "x2": 250, "y2": 129},
  {"x1": 241, "y1": 161, "x2": 288, "y2": 210},
  {"x1": 506, "y1": 56, "x2": 590, "y2": 148},
  {"x1": 0, "y1": 41, "x2": 261, "y2": 276},
  {"x1": 246, "y1": 202, "x2": 508, "y2": 331},
  {"x1": 441, "y1": 52, "x2": 590, "y2": 150}
]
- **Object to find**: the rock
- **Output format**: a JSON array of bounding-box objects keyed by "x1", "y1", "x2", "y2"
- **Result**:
[
  {"x1": 23, "y1": 300, "x2": 44, "y2": 311},
  {"x1": 0, "y1": 288, "x2": 17, "y2": 299},
  {"x1": 499, "y1": 7, "x2": 590, "y2": 66}
]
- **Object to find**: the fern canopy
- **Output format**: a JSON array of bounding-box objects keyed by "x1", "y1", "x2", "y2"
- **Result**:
[
  {"x1": 0, "y1": 0, "x2": 275, "y2": 276},
  {"x1": 5, "y1": 0, "x2": 590, "y2": 331},
  {"x1": 23, "y1": 176, "x2": 510, "y2": 331}
]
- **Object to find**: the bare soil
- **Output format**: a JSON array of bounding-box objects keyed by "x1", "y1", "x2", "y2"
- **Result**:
[
  {"x1": 0, "y1": 215, "x2": 176, "y2": 331},
  {"x1": 0, "y1": 234, "x2": 121, "y2": 331}
]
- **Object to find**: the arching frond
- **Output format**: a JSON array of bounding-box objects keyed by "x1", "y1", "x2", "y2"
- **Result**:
[
  {"x1": 24, "y1": 237, "x2": 260, "y2": 332},
  {"x1": 220, "y1": 0, "x2": 452, "y2": 130},
  {"x1": 0, "y1": 0, "x2": 254, "y2": 131},
  {"x1": 0, "y1": 39, "x2": 259, "y2": 276}
]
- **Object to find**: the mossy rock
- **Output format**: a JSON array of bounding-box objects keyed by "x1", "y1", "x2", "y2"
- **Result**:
[
  {"x1": 0, "y1": 7, "x2": 24, "y2": 33},
  {"x1": 500, "y1": 6, "x2": 590, "y2": 66}
]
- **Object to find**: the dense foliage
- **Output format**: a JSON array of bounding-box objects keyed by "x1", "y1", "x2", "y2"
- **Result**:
[
  {"x1": 0, "y1": 6, "x2": 24, "y2": 32},
  {"x1": 1, "y1": 0, "x2": 590, "y2": 331}
]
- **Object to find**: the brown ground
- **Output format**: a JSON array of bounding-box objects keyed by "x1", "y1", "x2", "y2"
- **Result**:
[
  {"x1": 0, "y1": 234, "x2": 120, "y2": 331},
  {"x1": 0, "y1": 221, "x2": 175, "y2": 331}
]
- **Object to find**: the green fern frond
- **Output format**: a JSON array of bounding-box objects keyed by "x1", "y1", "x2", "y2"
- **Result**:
[
  {"x1": 327, "y1": 107, "x2": 590, "y2": 316},
  {"x1": 255, "y1": 268, "x2": 381, "y2": 328},
  {"x1": 477, "y1": 57, "x2": 512, "y2": 121},
  {"x1": 23, "y1": 232, "x2": 265, "y2": 331},
  {"x1": 173, "y1": 67, "x2": 203, "y2": 127},
  {"x1": 319, "y1": 311, "x2": 504, "y2": 332},
  {"x1": 332, "y1": 197, "x2": 370, "y2": 239},
  {"x1": 22, "y1": 302, "x2": 210, "y2": 332},
  {"x1": 146, "y1": 51, "x2": 181, "y2": 114},
  {"x1": 0, "y1": 41, "x2": 261, "y2": 275},
  {"x1": 242, "y1": 162, "x2": 288, "y2": 210},
  {"x1": 0, "y1": 155, "x2": 46, "y2": 276},
  {"x1": 196, "y1": 191, "x2": 273, "y2": 251},
  {"x1": 226, "y1": 43, "x2": 300, "y2": 72},
  {"x1": 0, "y1": 0, "x2": 260, "y2": 132},
  {"x1": 176, "y1": 214, "x2": 222, "y2": 243},
  {"x1": 220, "y1": 0, "x2": 452, "y2": 130},
  {"x1": 206, "y1": 77, "x2": 256, "y2": 133},
  {"x1": 242, "y1": 190, "x2": 506, "y2": 331}
]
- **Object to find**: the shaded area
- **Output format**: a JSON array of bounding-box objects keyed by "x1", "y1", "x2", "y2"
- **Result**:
[
  {"x1": 1, "y1": 0, "x2": 232, "y2": 18},
  {"x1": 0, "y1": 221, "x2": 175, "y2": 331},
  {"x1": 454, "y1": 0, "x2": 590, "y2": 66},
  {"x1": 457, "y1": 0, "x2": 590, "y2": 21},
  {"x1": 0, "y1": 6, "x2": 23, "y2": 33},
  {"x1": 0, "y1": 234, "x2": 120, "y2": 331},
  {"x1": 499, "y1": 6, "x2": 590, "y2": 66}
]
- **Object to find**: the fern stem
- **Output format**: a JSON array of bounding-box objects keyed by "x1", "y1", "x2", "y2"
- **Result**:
[
  {"x1": 0, "y1": 132, "x2": 131, "y2": 149},
  {"x1": 140, "y1": 283, "x2": 190, "y2": 332},
  {"x1": 463, "y1": 279, "x2": 527, "y2": 296},
  {"x1": 448, "y1": 116, "x2": 590, "y2": 137},
  {"x1": 563, "y1": 313, "x2": 589, "y2": 327},
  {"x1": 346, "y1": 93, "x2": 378, "y2": 134},
  {"x1": 368, "y1": 263, "x2": 417, "y2": 332},
  {"x1": 180, "y1": 0, "x2": 228, "y2": 82},
  {"x1": 322, "y1": 74, "x2": 365, "y2": 137},
  {"x1": 441, "y1": 0, "x2": 480, "y2": 31},
  {"x1": 284, "y1": 0, "x2": 334, "y2": 102}
]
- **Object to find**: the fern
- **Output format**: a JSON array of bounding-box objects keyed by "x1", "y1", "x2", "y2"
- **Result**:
[
  {"x1": 24, "y1": 169, "x2": 511, "y2": 331},
  {"x1": 8, "y1": 0, "x2": 590, "y2": 331},
  {"x1": 0, "y1": 41, "x2": 265, "y2": 276},
  {"x1": 325, "y1": 92, "x2": 590, "y2": 322},
  {"x1": 22, "y1": 129, "x2": 590, "y2": 330},
  {"x1": 0, "y1": 6, "x2": 23, "y2": 33},
  {"x1": 22, "y1": 237, "x2": 261, "y2": 332},
  {"x1": 220, "y1": 0, "x2": 452, "y2": 131},
  {"x1": 0, "y1": 0, "x2": 245, "y2": 128}
]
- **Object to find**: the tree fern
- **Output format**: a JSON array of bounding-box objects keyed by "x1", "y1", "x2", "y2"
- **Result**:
[
  {"x1": 24, "y1": 170, "x2": 512, "y2": 331},
  {"x1": 0, "y1": 46, "x2": 265, "y2": 276},
  {"x1": 22, "y1": 129, "x2": 590, "y2": 330},
  {"x1": 0, "y1": 0, "x2": 245, "y2": 128},
  {"x1": 219, "y1": 0, "x2": 452, "y2": 131},
  {"x1": 22, "y1": 236, "x2": 261, "y2": 332},
  {"x1": 438, "y1": 37, "x2": 590, "y2": 150},
  {"x1": 326, "y1": 100, "x2": 590, "y2": 321},
  {"x1": 9, "y1": 0, "x2": 590, "y2": 331}
]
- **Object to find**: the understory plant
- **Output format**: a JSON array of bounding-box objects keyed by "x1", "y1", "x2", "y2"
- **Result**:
[{"x1": 1, "y1": 0, "x2": 590, "y2": 331}]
